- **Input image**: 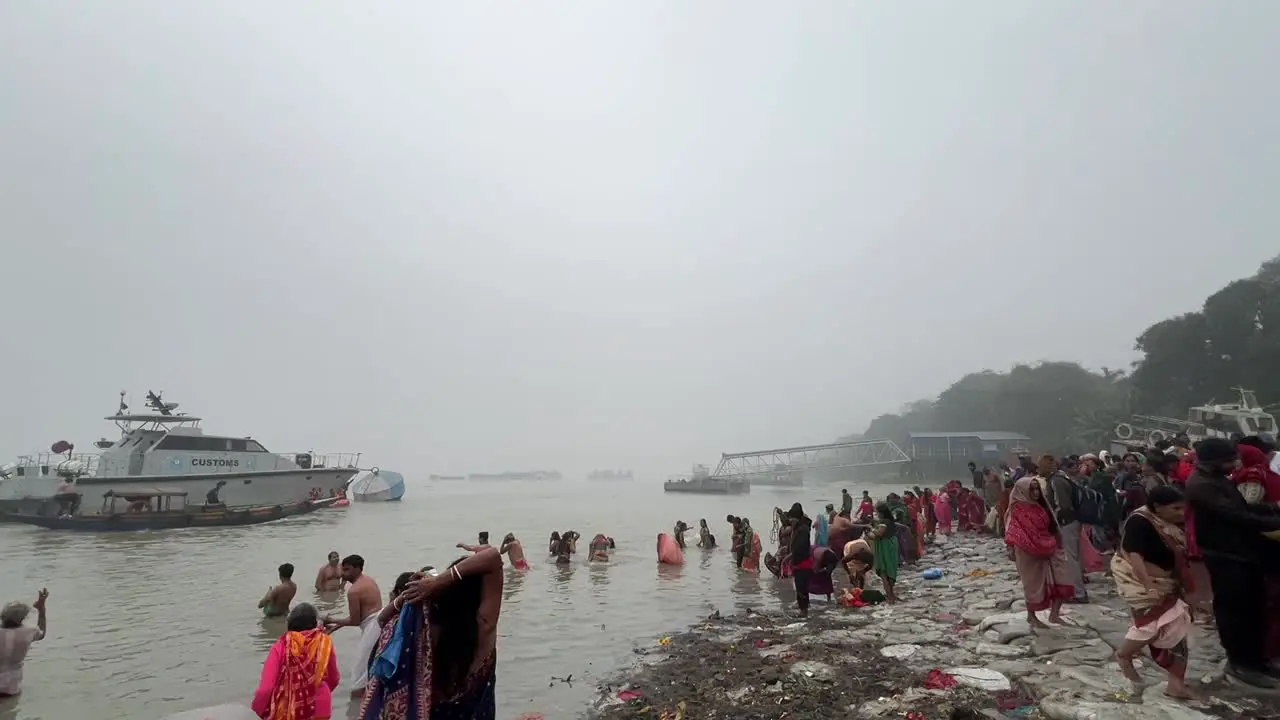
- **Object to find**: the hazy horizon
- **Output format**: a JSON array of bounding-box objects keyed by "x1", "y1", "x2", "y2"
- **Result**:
[{"x1": 3, "y1": 2, "x2": 1278, "y2": 476}]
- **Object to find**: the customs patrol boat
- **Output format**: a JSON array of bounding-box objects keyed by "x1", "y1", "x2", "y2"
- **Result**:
[{"x1": 0, "y1": 390, "x2": 361, "y2": 514}]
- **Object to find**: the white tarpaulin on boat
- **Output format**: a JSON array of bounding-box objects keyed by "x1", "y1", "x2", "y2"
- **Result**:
[
  {"x1": 349, "y1": 469, "x2": 405, "y2": 502},
  {"x1": 163, "y1": 704, "x2": 259, "y2": 720}
]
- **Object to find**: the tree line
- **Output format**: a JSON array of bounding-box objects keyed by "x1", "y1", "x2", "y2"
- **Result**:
[{"x1": 858, "y1": 254, "x2": 1280, "y2": 454}]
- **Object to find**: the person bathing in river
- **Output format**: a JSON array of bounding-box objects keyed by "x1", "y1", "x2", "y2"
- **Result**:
[
  {"x1": 740, "y1": 517, "x2": 761, "y2": 572},
  {"x1": 548, "y1": 531, "x2": 561, "y2": 556},
  {"x1": 552, "y1": 534, "x2": 573, "y2": 565},
  {"x1": 563, "y1": 531, "x2": 580, "y2": 555},
  {"x1": 252, "y1": 603, "x2": 340, "y2": 720},
  {"x1": 587, "y1": 533, "x2": 611, "y2": 561},
  {"x1": 322, "y1": 555, "x2": 383, "y2": 697},
  {"x1": 726, "y1": 515, "x2": 744, "y2": 566},
  {"x1": 476, "y1": 531, "x2": 490, "y2": 546},
  {"x1": 360, "y1": 546, "x2": 506, "y2": 719},
  {"x1": 500, "y1": 533, "x2": 529, "y2": 570},
  {"x1": 765, "y1": 507, "x2": 794, "y2": 578},
  {"x1": 259, "y1": 563, "x2": 297, "y2": 618},
  {"x1": 0, "y1": 589, "x2": 48, "y2": 699},
  {"x1": 315, "y1": 551, "x2": 345, "y2": 593},
  {"x1": 697, "y1": 518, "x2": 716, "y2": 548},
  {"x1": 672, "y1": 521, "x2": 690, "y2": 549}
]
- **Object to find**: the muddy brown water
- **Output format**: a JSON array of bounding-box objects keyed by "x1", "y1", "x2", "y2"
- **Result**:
[{"x1": 0, "y1": 478, "x2": 906, "y2": 719}]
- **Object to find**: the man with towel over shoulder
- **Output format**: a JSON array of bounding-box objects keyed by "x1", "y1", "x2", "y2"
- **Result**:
[{"x1": 322, "y1": 554, "x2": 383, "y2": 696}]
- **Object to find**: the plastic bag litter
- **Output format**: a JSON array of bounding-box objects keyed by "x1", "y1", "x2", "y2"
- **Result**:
[
  {"x1": 879, "y1": 644, "x2": 920, "y2": 659},
  {"x1": 943, "y1": 667, "x2": 1011, "y2": 691},
  {"x1": 162, "y1": 704, "x2": 259, "y2": 720},
  {"x1": 923, "y1": 669, "x2": 958, "y2": 690}
]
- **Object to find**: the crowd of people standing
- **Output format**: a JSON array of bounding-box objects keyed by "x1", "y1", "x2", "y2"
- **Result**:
[{"x1": 1002, "y1": 432, "x2": 1280, "y2": 698}]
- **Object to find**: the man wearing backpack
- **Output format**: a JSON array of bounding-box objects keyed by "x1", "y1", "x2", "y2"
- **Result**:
[{"x1": 1041, "y1": 455, "x2": 1088, "y2": 603}]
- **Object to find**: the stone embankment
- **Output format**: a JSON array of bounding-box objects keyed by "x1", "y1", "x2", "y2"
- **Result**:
[{"x1": 586, "y1": 534, "x2": 1280, "y2": 719}]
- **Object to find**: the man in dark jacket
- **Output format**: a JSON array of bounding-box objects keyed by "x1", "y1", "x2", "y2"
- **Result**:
[
  {"x1": 787, "y1": 503, "x2": 814, "y2": 618},
  {"x1": 1185, "y1": 437, "x2": 1280, "y2": 688},
  {"x1": 1044, "y1": 456, "x2": 1087, "y2": 602}
]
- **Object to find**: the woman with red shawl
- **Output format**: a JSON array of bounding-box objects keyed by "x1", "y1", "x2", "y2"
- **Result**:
[
  {"x1": 253, "y1": 603, "x2": 340, "y2": 720},
  {"x1": 1004, "y1": 477, "x2": 1072, "y2": 628}
]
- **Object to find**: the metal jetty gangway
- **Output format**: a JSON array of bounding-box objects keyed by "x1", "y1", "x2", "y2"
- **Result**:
[{"x1": 708, "y1": 439, "x2": 911, "y2": 479}]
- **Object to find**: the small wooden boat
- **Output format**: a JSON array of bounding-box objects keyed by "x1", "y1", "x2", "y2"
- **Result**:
[{"x1": 0, "y1": 488, "x2": 338, "y2": 531}]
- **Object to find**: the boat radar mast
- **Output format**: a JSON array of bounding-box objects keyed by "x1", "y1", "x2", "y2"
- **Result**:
[{"x1": 106, "y1": 389, "x2": 202, "y2": 435}]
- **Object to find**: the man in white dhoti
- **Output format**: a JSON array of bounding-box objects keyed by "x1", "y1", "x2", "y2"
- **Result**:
[{"x1": 321, "y1": 554, "x2": 383, "y2": 696}]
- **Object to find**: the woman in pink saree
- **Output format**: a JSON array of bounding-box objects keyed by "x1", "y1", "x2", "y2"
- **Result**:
[
  {"x1": 252, "y1": 603, "x2": 340, "y2": 720},
  {"x1": 933, "y1": 488, "x2": 953, "y2": 535}
]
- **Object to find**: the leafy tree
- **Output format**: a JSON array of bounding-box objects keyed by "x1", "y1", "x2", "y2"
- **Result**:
[{"x1": 856, "y1": 253, "x2": 1280, "y2": 453}]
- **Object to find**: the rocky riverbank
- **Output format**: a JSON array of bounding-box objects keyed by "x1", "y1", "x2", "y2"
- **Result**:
[{"x1": 584, "y1": 534, "x2": 1280, "y2": 719}]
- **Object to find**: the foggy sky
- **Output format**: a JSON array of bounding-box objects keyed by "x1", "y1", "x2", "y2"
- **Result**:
[{"x1": 2, "y1": 2, "x2": 1278, "y2": 477}]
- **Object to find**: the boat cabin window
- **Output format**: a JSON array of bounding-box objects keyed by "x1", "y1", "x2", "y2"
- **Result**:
[
  {"x1": 155, "y1": 435, "x2": 268, "y2": 452},
  {"x1": 1244, "y1": 415, "x2": 1277, "y2": 433}
]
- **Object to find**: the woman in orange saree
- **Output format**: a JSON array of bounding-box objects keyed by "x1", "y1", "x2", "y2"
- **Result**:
[{"x1": 253, "y1": 603, "x2": 340, "y2": 720}]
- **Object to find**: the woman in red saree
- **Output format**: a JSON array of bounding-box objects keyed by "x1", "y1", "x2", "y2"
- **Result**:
[
  {"x1": 955, "y1": 488, "x2": 975, "y2": 532},
  {"x1": 253, "y1": 603, "x2": 340, "y2": 720},
  {"x1": 963, "y1": 488, "x2": 987, "y2": 533},
  {"x1": 1004, "y1": 477, "x2": 1071, "y2": 628},
  {"x1": 741, "y1": 518, "x2": 762, "y2": 572}
]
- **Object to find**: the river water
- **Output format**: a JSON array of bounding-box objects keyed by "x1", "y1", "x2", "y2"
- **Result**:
[{"x1": 0, "y1": 478, "x2": 902, "y2": 720}]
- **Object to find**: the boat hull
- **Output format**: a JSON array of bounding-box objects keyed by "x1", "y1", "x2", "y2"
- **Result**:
[
  {"x1": 0, "y1": 498, "x2": 335, "y2": 531},
  {"x1": 0, "y1": 467, "x2": 355, "y2": 511}
]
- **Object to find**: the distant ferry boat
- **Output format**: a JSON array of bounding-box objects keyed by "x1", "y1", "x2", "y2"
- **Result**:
[
  {"x1": 0, "y1": 391, "x2": 360, "y2": 513},
  {"x1": 663, "y1": 464, "x2": 749, "y2": 495},
  {"x1": 429, "y1": 474, "x2": 467, "y2": 481},
  {"x1": 467, "y1": 470, "x2": 562, "y2": 482},
  {"x1": 587, "y1": 469, "x2": 634, "y2": 481}
]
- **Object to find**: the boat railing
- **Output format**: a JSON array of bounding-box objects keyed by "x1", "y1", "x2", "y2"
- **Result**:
[
  {"x1": 1, "y1": 453, "x2": 101, "y2": 478},
  {"x1": 278, "y1": 452, "x2": 363, "y2": 469}
]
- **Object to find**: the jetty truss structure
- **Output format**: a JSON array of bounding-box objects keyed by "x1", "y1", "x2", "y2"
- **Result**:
[{"x1": 708, "y1": 439, "x2": 911, "y2": 479}]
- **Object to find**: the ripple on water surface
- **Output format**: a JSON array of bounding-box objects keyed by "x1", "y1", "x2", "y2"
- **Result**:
[{"x1": 0, "y1": 478, "x2": 903, "y2": 719}]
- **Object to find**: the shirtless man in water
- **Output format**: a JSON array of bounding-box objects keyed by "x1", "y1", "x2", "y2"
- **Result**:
[
  {"x1": 499, "y1": 533, "x2": 529, "y2": 570},
  {"x1": 314, "y1": 551, "x2": 344, "y2": 592},
  {"x1": 323, "y1": 555, "x2": 382, "y2": 696},
  {"x1": 258, "y1": 563, "x2": 297, "y2": 617}
]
